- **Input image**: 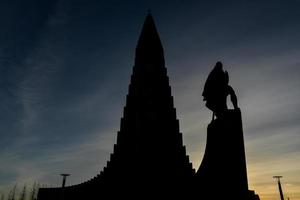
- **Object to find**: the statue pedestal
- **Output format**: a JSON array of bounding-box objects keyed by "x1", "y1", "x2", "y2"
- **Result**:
[{"x1": 197, "y1": 109, "x2": 260, "y2": 200}]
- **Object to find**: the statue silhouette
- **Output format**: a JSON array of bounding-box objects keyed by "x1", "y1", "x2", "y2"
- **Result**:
[
  {"x1": 202, "y1": 61, "x2": 238, "y2": 118},
  {"x1": 197, "y1": 61, "x2": 260, "y2": 200}
]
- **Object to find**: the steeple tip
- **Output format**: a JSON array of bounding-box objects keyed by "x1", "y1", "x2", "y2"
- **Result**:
[{"x1": 135, "y1": 14, "x2": 165, "y2": 66}]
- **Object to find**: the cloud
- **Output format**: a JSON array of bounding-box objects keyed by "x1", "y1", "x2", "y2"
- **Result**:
[{"x1": 1, "y1": 1, "x2": 300, "y2": 200}]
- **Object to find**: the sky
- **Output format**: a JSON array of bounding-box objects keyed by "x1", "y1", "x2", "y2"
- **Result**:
[{"x1": 0, "y1": 0, "x2": 300, "y2": 200}]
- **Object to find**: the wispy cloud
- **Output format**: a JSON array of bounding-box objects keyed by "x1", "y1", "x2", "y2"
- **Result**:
[{"x1": 1, "y1": 1, "x2": 300, "y2": 200}]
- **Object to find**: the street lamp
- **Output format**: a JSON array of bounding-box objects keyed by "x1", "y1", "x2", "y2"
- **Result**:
[
  {"x1": 273, "y1": 176, "x2": 284, "y2": 200},
  {"x1": 60, "y1": 174, "x2": 70, "y2": 188}
]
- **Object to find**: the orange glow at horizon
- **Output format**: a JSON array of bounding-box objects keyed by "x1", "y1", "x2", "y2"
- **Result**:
[
  {"x1": 247, "y1": 164, "x2": 300, "y2": 200},
  {"x1": 190, "y1": 153, "x2": 300, "y2": 200}
]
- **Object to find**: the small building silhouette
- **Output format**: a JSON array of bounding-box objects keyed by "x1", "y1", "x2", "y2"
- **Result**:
[{"x1": 37, "y1": 14, "x2": 260, "y2": 200}]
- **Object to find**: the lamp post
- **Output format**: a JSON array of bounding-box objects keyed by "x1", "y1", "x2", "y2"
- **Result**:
[
  {"x1": 60, "y1": 174, "x2": 70, "y2": 188},
  {"x1": 273, "y1": 176, "x2": 284, "y2": 200}
]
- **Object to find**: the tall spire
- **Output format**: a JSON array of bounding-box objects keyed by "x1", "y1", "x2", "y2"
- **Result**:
[
  {"x1": 135, "y1": 14, "x2": 165, "y2": 66},
  {"x1": 36, "y1": 14, "x2": 194, "y2": 200}
]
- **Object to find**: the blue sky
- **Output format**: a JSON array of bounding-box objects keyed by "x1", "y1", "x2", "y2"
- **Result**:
[{"x1": 0, "y1": 1, "x2": 300, "y2": 199}]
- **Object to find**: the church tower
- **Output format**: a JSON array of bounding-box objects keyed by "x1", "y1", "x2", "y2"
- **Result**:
[
  {"x1": 37, "y1": 14, "x2": 194, "y2": 200},
  {"x1": 97, "y1": 13, "x2": 195, "y2": 197}
]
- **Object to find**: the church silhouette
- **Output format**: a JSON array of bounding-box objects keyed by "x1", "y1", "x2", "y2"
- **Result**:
[{"x1": 37, "y1": 14, "x2": 260, "y2": 200}]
